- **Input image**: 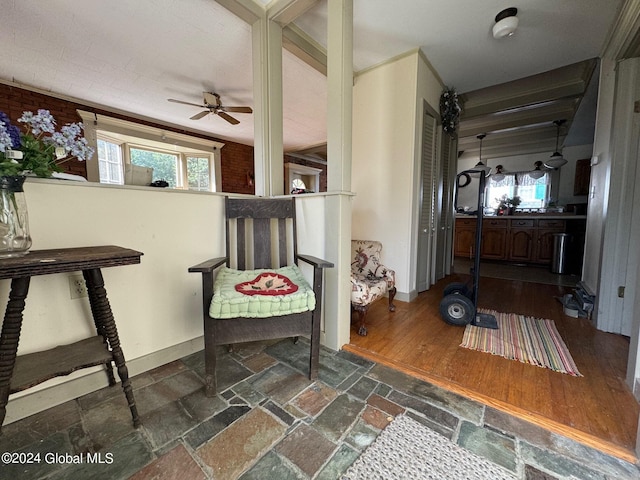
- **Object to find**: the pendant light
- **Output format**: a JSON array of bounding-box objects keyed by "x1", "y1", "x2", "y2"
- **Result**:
[
  {"x1": 529, "y1": 160, "x2": 546, "y2": 179},
  {"x1": 544, "y1": 120, "x2": 568, "y2": 169},
  {"x1": 473, "y1": 134, "x2": 491, "y2": 176},
  {"x1": 491, "y1": 164, "x2": 505, "y2": 182}
]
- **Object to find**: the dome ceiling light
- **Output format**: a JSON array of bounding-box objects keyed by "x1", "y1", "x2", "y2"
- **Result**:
[
  {"x1": 492, "y1": 7, "x2": 519, "y2": 39},
  {"x1": 545, "y1": 119, "x2": 568, "y2": 169}
]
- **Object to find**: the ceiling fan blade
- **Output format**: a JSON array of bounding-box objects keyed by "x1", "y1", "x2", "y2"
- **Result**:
[
  {"x1": 168, "y1": 99, "x2": 205, "y2": 108},
  {"x1": 223, "y1": 106, "x2": 253, "y2": 114},
  {"x1": 203, "y1": 92, "x2": 220, "y2": 107},
  {"x1": 190, "y1": 110, "x2": 210, "y2": 120},
  {"x1": 217, "y1": 111, "x2": 240, "y2": 125}
]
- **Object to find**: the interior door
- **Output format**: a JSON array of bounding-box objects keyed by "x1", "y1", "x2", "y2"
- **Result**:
[{"x1": 417, "y1": 107, "x2": 437, "y2": 292}]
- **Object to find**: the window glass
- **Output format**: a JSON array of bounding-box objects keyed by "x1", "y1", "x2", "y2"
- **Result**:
[
  {"x1": 130, "y1": 148, "x2": 178, "y2": 187},
  {"x1": 97, "y1": 139, "x2": 124, "y2": 184},
  {"x1": 186, "y1": 156, "x2": 210, "y2": 191},
  {"x1": 486, "y1": 173, "x2": 550, "y2": 209}
]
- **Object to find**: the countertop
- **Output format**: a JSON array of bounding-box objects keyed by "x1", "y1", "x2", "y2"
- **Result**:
[{"x1": 455, "y1": 214, "x2": 587, "y2": 220}]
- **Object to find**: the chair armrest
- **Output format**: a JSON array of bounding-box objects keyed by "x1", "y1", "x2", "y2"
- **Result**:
[
  {"x1": 297, "y1": 254, "x2": 334, "y2": 269},
  {"x1": 375, "y1": 263, "x2": 396, "y2": 285},
  {"x1": 188, "y1": 257, "x2": 227, "y2": 273}
]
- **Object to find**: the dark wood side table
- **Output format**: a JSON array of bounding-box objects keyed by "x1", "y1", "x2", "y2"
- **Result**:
[{"x1": 0, "y1": 246, "x2": 143, "y2": 432}]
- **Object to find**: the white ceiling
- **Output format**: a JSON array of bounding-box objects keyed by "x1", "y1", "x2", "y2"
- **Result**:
[{"x1": 0, "y1": 0, "x2": 625, "y2": 153}]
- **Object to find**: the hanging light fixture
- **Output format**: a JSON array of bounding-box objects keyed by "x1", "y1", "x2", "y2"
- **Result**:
[
  {"x1": 473, "y1": 134, "x2": 491, "y2": 176},
  {"x1": 529, "y1": 160, "x2": 546, "y2": 179},
  {"x1": 545, "y1": 120, "x2": 568, "y2": 169},
  {"x1": 491, "y1": 165, "x2": 505, "y2": 182}
]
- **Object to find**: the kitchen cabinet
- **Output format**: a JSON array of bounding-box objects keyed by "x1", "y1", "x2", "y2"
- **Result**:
[
  {"x1": 480, "y1": 218, "x2": 508, "y2": 260},
  {"x1": 454, "y1": 217, "x2": 476, "y2": 258},
  {"x1": 509, "y1": 219, "x2": 535, "y2": 262},
  {"x1": 454, "y1": 216, "x2": 578, "y2": 265},
  {"x1": 534, "y1": 219, "x2": 565, "y2": 263}
]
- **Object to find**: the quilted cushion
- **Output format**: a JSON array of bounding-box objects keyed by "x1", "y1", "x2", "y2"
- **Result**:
[{"x1": 209, "y1": 265, "x2": 315, "y2": 319}]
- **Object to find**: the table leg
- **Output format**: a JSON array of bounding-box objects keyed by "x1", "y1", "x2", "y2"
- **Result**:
[
  {"x1": 83, "y1": 268, "x2": 140, "y2": 428},
  {"x1": 82, "y1": 270, "x2": 116, "y2": 386},
  {"x1": 0, "y1": 277, "x2": 30, "y2": 432}
]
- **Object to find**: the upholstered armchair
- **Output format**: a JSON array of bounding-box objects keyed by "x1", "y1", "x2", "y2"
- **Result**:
[{"x1": 350, "y1": 240, "x2": 396, "y2": 336}]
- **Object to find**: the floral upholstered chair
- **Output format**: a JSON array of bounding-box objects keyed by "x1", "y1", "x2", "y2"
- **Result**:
[{"x1": 350, "y1": 240, "x2": 396, "y2": 336}]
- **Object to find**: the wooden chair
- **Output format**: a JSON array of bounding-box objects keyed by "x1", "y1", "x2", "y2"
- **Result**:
[{"x1": 189, "y1": 197, "x2": 333, "y2": 397}]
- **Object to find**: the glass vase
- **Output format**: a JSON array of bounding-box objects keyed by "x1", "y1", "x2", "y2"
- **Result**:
[{"x1": 0, "y1": 176, "x2": 32, "y2": 258}]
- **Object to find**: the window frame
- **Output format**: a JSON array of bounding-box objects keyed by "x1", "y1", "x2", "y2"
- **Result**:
[
  {"x1": 485, "y1": 172, "x2": 552, "y2": 210},
  {"x1": 78, "y1": 110, "x2": 224, "y2": 192}
]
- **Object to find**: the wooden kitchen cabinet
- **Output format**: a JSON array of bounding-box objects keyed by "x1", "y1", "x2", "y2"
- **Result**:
[
  {"x1": 454, "y1": 218, "x2": 476, "y2": 258},
  {"x1": 480, "y1": 218, "x2": 508, "y2": 260},
  {"x1": 455, "y1": 216, "x2": 572, "y2": 265},
  {"x1": 535, "y1": 219, "x2": 565, "y2": 263},
  {"x1": 509, "y1": 219, "x2": 535, "y2": 262}
]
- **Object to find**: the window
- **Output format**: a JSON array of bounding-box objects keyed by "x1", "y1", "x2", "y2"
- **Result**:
[
  {"x1": 97, "y1": 138, "x2": 124, "y2": 185},
  {"x1": 130, "y1": 147, "x2": 179, "y2": 187},
  {"x1": 186, "y1": 156, "x2": 211, "y2": 191},
  {"x1": 486, "y1": 172, "x2": 551, "y2": 209},
  {"x1": 78, "y1": 110, "x2": 224, "y2": 191}
]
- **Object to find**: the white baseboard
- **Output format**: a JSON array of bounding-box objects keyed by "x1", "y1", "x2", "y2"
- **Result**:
[{"x1": 4, "y1": 336, "x2": 204, "y2": 425}]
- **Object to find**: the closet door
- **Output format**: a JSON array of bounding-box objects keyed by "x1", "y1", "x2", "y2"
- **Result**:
[{"x1": 417, "y1": 107, "x2": 437, "y2": 292}]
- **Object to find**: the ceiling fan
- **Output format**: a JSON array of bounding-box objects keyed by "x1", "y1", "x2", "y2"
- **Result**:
[{"x1": 168, "y1": 92, "x2": 252, "y2": 125}]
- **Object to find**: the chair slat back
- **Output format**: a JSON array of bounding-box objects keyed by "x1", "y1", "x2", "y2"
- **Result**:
[{"x1": 225, "y1": 197, "x2": 298, "y2": 270}]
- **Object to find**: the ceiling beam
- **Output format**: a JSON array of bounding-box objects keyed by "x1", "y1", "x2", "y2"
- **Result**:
[
  {"x1": 214, "y1": 0, "x2": 263, "y2": 24},
  {"x1": 460, "y1": 59, "x2": 596, "y2": 119},
  {"x1": 268, "y1": 0, "x2": 319, "y2": 26},
  {"x1": 283, "y1": 24, "x2": 327, "y2": 75}
]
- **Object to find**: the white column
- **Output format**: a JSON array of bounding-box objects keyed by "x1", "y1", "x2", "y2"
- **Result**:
[
  {"x1": 323, "y1": 0, "x2": 353, "y2": 350},
  {"x1": 252, "y1": 15, "x2": 284, "y2": 196}
]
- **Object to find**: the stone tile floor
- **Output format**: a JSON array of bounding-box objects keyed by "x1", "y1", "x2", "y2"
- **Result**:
[{"x1": 1, "y1": 338, "x2": 638, "y2": 480}]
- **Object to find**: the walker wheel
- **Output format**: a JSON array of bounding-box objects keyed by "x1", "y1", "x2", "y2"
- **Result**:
[
  {"x1": 443, "y1": 282, "x2": 471, "y2": 298},
  {"x1": 439, "y1": 294, "x2": 475, "y2": 326}
]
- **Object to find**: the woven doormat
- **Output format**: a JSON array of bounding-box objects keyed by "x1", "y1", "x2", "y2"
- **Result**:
[
  {"x1": 342, "y1": 415, "x2": 516, "y2": 480},
  {"x1": 460, "y1": 309, "x2": 582, "y2": 376}
]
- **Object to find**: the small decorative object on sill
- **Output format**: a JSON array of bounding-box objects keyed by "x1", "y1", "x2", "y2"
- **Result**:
[
  {"x1": 0, "y1": 110, "x2": 94, "y2": 256},
  {"x1": 496, "y1": 194, "x2": 521, "y2": 216},
  {"x1": 0, "y1": 175, "x2": 32, "y2": 258},
  {"x1": 439, "y1": 87, "x2": 462, "y2": 137}
]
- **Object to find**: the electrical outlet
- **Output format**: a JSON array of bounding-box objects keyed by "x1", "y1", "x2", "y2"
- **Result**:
[{"x1": 69, "y1": 275, "x2": 88, "y2": 299}]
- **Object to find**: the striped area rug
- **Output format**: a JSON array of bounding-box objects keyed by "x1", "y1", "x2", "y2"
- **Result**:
[{"x1": 460, "y1": 309, "x2": 582, "y2": 376}]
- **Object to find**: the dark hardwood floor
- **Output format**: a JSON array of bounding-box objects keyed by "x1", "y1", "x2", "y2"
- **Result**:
[{"x1": 344, "y1": 269, "x2": 639, "y2": 464}]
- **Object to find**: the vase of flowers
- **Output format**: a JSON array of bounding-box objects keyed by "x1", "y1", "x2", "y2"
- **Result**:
[
  {"x1": 0, "y1": 109, "x2": 94, "y2": 257},
  {"x1": 496, "y1": 194, "x2": 521, "y2": 216}
]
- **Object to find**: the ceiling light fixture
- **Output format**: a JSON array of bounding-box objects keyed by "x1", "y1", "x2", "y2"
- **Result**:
[
  {"x1": 529, "y1": 160, "x2": 546, "y2": 179},
  {"x1": 492, "y1": 7, "x2": 519, "y2": 39},
  {"x1": 545, "y1": 119, "x2": 568, "y2": 169},
  {"x1": 473, "y1": 134, "x2": 492, "y2": 177},
  {"x1": 491, "y1": 165, "x2": 505, "y2": 182}
]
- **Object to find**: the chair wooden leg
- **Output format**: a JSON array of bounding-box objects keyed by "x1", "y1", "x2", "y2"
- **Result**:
[
  {"x1": 204, "y1": 322, "x2": 217, "y2": 397},
  {"x1": 353, "y1": 305, "x2": 369, "y2": 336},
  {"x1": 388, "y1": 287, "x2": 397, "y2": 312}
]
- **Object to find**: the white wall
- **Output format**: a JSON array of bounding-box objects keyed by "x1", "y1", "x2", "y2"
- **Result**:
[
  {"x1": 6, "y1": 180, "x2": 331, "y2": 423},
  {"x1": 351, "y1": 50, "x2": 442, "y2": 299}
]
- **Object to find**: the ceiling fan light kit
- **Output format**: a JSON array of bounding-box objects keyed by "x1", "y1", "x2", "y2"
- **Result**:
[{"x1": 492, "y1": 7, "x2": 519, "y2": 39}]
